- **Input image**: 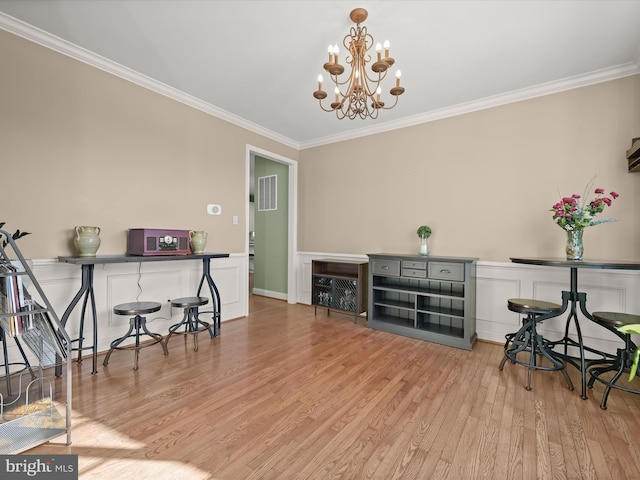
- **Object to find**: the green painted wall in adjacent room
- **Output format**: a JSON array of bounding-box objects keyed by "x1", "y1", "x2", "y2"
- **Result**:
[{"x1": 253, "y1": 156, "x2": 288, "y2": 296}]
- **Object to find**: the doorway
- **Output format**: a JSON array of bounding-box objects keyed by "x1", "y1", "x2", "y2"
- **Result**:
[{"x1": 246, "y1": 145, "x2": 297, "y2": 312}]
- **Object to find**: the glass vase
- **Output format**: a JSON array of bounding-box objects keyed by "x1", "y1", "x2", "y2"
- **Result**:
[
  {"x1": 419, "y1": 237, "x2": 429, "y2": 256},
  {"x1": 565, "y1": 229, "x2": 584, "y2": 261}
]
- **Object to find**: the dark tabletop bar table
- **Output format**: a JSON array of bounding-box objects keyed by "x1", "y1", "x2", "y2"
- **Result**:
[
  {"x1": 510, "y1": 257, "x2": 640, "y2": 399},
  {"x1": 56, "y1": 252, "x2": 229, "y2": 375}
]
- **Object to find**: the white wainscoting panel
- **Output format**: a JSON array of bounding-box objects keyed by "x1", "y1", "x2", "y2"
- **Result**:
[
  {"x1": 24, "y1": 255, "x2": 247, "y2": 357},
  {"x1": 462, "y1": 261, "x2": 640, "y2": 356},
  {"x1": 296, "y1": 253, "x2": 640, "y2": 357},
  {"x1": 16, "y1": 253, "x2": 638, "y2": 365}
]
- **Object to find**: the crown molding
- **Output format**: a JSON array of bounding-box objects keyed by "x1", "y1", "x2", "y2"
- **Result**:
[
  {"x1": 2, "y1": 12, "x2": 638, "y2": 152},
  {"x1": 0, "y1": 13, "x2": 301, "y2": 150},
  {"x1": 300, "y1": 62, "x2": 640, "y2": 149}
]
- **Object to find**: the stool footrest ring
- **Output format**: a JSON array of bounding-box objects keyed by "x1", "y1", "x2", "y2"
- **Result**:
[
  {"x1": 103, "y1": 311, "x2": 168, "y2": 371},
  {"x1": 167, "y1": 301, "x2": 215, "y2": 352}
]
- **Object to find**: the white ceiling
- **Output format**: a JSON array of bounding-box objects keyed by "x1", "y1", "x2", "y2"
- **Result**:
[{"x1": 1, "y1": 0, "x2": 640, "y2": 149}]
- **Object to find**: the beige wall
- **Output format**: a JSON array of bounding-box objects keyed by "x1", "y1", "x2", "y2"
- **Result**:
[
  {"x1": 299, "y1": 75, "x2": 640, "y2": 262},
  {"x1": 0, "y1": 29, "x2": 297, "y2": 258},
  {"x1": 2, "y1": 28, "x2": 639, "y2": 264}
]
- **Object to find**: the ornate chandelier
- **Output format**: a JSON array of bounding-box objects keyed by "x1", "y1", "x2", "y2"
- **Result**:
[{"x1": 313, "y1": 8, "x2": 405, "y2": 120}]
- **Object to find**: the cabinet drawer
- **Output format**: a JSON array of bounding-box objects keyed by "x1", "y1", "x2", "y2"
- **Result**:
[
  {"x1": 371, "y1": 258, "x2": 401, "y2": 276},
  {"x1": 428, "y1": 262, "x2": 465, "y2": 282},
  {"x1": 402, "y1": 268, "x2": 427, "y2": 279},
  {"x1": 402, "y1": 260, "x2": 426, "y2": 270}
]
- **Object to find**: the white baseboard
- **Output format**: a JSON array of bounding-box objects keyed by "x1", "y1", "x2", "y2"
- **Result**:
[
  {"x1": 252, "y1": 288, "x2": 288, "y2": 301},
  {"x1": 23, "y1": 255, "x2": 248, "y2": 358}
]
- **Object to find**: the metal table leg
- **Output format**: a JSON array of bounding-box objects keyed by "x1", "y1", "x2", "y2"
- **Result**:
[
  {"x1": 197, "y1": 257, "x2": 222, "y2": 336},
  {"x1": 546, "y1": 268, "x2": 623, "y2": 399},
  {"x1": 56, "y1": 264, "x2": 98, "y2": 375}
]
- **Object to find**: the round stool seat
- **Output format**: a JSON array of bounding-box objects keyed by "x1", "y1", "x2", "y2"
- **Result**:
[
  {"x1": 592, "y1": 311, "x2": 640, "y2": 328},
  {"x1": 170, "y1": 297, "x2": 209, "y2": 309},
  {"x1": 114, "y1": 301, "x2": 162, "y2": 316},
  {"x1": 508, "y1": 298, "x2": 563, "y2": 315}
]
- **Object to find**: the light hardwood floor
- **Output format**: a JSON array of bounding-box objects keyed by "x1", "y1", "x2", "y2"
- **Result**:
[{"x1": 29, "y1": 295, "x2": 640, "y2": 479}]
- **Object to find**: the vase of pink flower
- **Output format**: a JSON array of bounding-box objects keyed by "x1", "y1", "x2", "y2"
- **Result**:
[{"x1": 550, "y1": 178, "x2": 619, "y2": 260}]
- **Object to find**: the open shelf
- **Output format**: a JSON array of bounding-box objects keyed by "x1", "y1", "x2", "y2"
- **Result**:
[
  {"x1": 372, "y1": 278, "x2": 465, "y2": 299},
  {"x1": 373, "y1": 297, "x2": 415, "y2": 312}
]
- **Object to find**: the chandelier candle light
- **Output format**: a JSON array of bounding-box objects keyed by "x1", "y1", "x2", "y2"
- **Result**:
[{"x1": 313, "y1": 8, "x2": 405, "y2": 120}]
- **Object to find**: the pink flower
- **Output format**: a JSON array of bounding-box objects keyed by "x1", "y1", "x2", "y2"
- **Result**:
[{"x1": 551, "y1": 178, "x2": 619, "y2": 230}]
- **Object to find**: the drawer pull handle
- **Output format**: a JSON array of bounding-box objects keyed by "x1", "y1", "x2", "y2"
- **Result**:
[
  {"x1": 440, "y1": 269, "x2": 451, "y2": 274},
  {"x1": 382, "y1": 265, "x2": 389, "y2": 270}
]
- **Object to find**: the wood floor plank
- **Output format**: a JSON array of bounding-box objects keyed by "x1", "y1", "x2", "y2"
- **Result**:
[{"x1": 23, "y1": 295, "x2": 640, "y2": 480}]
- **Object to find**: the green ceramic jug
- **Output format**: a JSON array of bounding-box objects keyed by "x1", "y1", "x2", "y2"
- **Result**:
[
  {"x1": 74, "y1": 226, "x2": 101, "y2": 257},
  {"x1": 190, "y1": 230, "x2": 207, "y2": 254}
]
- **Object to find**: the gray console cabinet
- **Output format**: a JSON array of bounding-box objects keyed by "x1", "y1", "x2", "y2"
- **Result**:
[{"x1": 367, "y1": 253, "x2": 477, "y2": 350}]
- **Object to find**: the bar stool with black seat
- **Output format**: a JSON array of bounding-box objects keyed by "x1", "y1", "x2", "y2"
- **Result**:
[
  {"x1": 499, "y1": 298, "x2": 574, "y2": 391},
  {"x1": 167, "y1": 296, "x2": 213, "y2": 351},
  {"x1": 587, "y1": 311, "x2": 640, "y2": 410},
  {"x1": 103, "y1": 301, "x2": 168, "y2": 371}
]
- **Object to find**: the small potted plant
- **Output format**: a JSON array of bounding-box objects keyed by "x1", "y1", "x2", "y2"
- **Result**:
[{"x1": 417, "y1": 225, "x2": 432, "y2": 256}]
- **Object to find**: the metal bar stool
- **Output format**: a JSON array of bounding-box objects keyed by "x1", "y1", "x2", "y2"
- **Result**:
[
  {"x1": 167, "y1": 297, "x2": 213, "y2": 351},
  {"x1": 587, "y1": 311, "x2": 640, "y2": 410},
  {"x1": 103, "y1": 301, "x2": 168, "y2": 371},
  {"x1": 499, "y1": 298, "x2": 574, "y2": 391}
]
